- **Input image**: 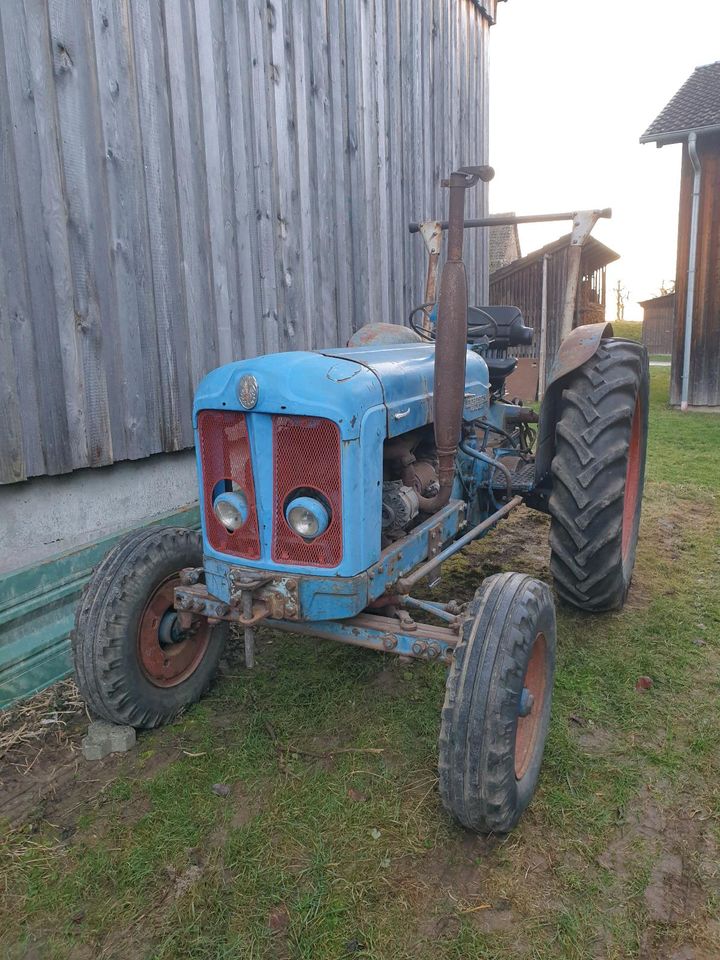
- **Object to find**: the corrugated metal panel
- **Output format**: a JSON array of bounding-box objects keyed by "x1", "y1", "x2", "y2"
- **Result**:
[
  {"x1": 0, "y1": 0, "x2": 493, "y2": 484},
  {"x1": 673, "y1": 134, "x2": 720, "y2": 406}
]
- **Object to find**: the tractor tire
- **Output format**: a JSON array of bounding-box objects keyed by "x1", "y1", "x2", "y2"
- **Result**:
[
  {"x1": 72, "y1": 527, "x2": 226, "y2": 728},
  {"x1": 438, "y1": 573, "x2": 556, "y2": 834},
  {"x1": 548, "y1": 338, "x2": 649, "y2": 612}
]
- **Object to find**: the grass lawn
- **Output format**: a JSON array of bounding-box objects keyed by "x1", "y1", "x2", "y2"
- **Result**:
[
  {"x1": 610, "y1": 319, "x2": 643, "y2": 342},
  {"x1": 2, "y1": 366, "x2": 719, "y2": 960}
]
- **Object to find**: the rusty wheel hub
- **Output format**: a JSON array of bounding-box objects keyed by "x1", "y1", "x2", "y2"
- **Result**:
[
  {"x1": 137, "y1": 576, "x2": 211, "y2": 687},
  {"x1": 515, "y1": 632, "x2": 548, "y2": 780}
]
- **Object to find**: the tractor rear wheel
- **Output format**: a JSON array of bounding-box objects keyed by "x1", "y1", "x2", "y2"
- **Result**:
[
  {"x1": 438, "y1": 573, "x2": 556, "y2": 834},
  {"x1": 548, "y1": 338, "x2": 649, "y2": 611},
  {"x1": 72, "y1": 527, "x2": 226, "y2": 728}
]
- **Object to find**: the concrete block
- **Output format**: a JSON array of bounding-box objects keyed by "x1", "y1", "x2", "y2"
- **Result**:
[{"x1": 81, "y1": 720, "x2": 136, "y2": 761}]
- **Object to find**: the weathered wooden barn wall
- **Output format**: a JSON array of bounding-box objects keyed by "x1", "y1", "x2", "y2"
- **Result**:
[
  {"x1": 673, "y1": 133, "x2": 720, "y2": 406},
  {"x1": 0, "y1": 0, "x2": 496, "y2": 485},
  {"x1": 640, "y1": 293, "x2": 674, "y2": 355}
]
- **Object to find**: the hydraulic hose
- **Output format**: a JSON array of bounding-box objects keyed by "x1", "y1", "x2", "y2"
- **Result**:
[{"x1": 459, "y1": 441, "x2": 513, "y2": 501}]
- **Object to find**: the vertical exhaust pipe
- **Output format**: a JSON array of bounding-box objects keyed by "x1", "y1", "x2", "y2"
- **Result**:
[{"x1": 419, "y1": 165, "x2": 494, "y2": 514}]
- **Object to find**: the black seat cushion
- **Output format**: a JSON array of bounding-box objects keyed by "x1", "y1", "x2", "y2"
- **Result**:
[
  {"x1": 468, "y1": 305, "x2": 533, "y2": 348},
  {"x1": 486, "y1": 356, "x2": 518, "y2": 379}
]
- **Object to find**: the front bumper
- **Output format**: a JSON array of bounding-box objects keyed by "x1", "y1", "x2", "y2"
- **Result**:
[{"x1": 178, "y1": 499, "x2": 466, "y2": 624}]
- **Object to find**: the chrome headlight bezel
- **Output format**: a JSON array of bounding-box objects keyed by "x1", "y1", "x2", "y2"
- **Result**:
[
  {"x1": 285, "y1": 495, "x2": 330, "y2": 540},
  {"x1": 213, "y1": 491, "x2": 249, "y2": 532}
]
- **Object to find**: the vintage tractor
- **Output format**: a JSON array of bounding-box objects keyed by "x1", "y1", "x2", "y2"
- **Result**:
[{"x1": 73, "y1": 167, "x2": 649, "y2": 834}]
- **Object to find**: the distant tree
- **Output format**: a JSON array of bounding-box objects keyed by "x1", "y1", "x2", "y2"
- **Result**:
[
  {"x1": 658, "y1": 279, "x2": 676, "y2": 296},
  {"x1": 614, "y1": 280, "x2": 629, "y2": 322}
]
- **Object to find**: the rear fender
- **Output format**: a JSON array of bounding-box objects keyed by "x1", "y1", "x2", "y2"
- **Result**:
[{"x1": 534, "y1": 322, "x2": 614, "y2": 487}]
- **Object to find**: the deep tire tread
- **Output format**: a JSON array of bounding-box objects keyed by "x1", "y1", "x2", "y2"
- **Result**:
[
  {"x1": 438, "y1": 573, "x2": 556, "y2": 835},
  {"x1": 548, "y1": 339, "x2": 649, "y2": 612},
  {"x1": 72, "y1": 526, "x2": 226, "y2": 728}
]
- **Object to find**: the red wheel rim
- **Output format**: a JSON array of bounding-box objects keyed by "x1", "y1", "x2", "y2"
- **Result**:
[
  {"x1": 622, "y1": 397, "x2": 643, "y2": 564},
  {"x1": 137, "y1": 576, "x2": 211, "y2": 688},
  {"x1": 515, "y1": 632, "x2": 548, "y2": 780}
]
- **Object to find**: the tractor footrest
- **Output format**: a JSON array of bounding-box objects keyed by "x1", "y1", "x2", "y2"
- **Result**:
[{"x1": 490, "y1": 459, "x2": 536, "y2": 492}]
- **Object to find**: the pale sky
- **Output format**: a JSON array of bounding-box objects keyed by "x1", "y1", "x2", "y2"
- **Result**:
[{"x1": 489, "y1": 0, "x2": 720, "y2": 320}]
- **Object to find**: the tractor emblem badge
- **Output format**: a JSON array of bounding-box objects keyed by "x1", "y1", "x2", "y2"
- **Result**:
[{"x1": 237, "y1": 374, "x2": 259, "y2": 409}]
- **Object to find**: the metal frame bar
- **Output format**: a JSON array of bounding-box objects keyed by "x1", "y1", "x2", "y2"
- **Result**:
[
  {"x1": 398, "y1": 495, "x2": 523, "y2": 591},
  {"x1": 266, "y1": 611, "x2": 460, "y2": 664},
  {"x1": 409, "y1": 209, "x2": 611, "y2": 234}
]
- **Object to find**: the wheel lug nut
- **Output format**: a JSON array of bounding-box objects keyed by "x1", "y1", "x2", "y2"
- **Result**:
[{"x1": 518, "y1": 688, "x2": 534, "y2": 717}]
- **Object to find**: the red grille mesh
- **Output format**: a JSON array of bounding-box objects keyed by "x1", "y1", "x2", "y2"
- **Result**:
[
  {"x1": 272, "y1": 416, "x2": 343, "y2": 567},
  {"x1": 197, "y1": 410, "x2": 261, "y2": 559}
]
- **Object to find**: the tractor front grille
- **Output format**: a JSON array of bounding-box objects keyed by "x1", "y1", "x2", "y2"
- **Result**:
[
  {"x1": 272, "y1": 415, "x2": 343, "y2": 567},
  {"x1": 197, "y1": 410, "x2": 261, "y2": 559}
]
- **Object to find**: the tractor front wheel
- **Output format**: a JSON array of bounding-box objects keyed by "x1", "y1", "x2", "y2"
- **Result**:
[
  {"x1": 548, "y1": 338, "x2": 649, "y2": 611},
  {"x1": 72, "y1": 527, "x2": 226, "y2": 728},
  {"x1": 438, "y1": 573, "x2": 556, "y2": 834}
]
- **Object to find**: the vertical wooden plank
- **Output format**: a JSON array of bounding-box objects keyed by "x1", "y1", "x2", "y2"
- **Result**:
[
  {"x1": 411, "y1": 2, "x2": 424, "y2": 309},
  {"x1": 50, "y1": 0, "x2": 123, "y2": 467},
  {"x1": 0, "y1": 8, "x2": 42, "y2": 481},
  {"x1": 308, "y1": 0, "x2": 340, "y2": 346},
  {"x1": 0, "y1": 258, "x2": 25, "y2": 483},
  {"x1": 344, "y1": 0, "x2": 370, "y2": 334},
  {"x1": 384, "y1": 0, "x2": 404, "y2": 323},
  {"x1": 0, "y1": 1, "x2": 77, "y2": 476},
  {"x1": 92, "y1": 0, "x2": 162, "y2": 460},
  {"x1": 131, "y1": 1, "x2": 192, "y2": 450},
  {"x1": 286, "y1": 3, "x2": 318, "y2": 350},
  {"x1": 266, "y1": 0, "x2": 308, "y2": 349},
  {"x1": 246, "y1": 0, "x2": 279, "y2": 354},
  {"x1": 372, "y1": 0, "x2": 391, "y2": 322},
  {"x1": 163, "y1": 0, "x2": 218, "y2": 388},
  {"x1": 398, "y1": 2, "x2": 413, "y2": 314},
  {"x1": 357, "y1": 0, "x2": 382, "y2": 322},
  {"x1": 222, "y1": 0, "x2": 260, "y2": 359},
  {"x1": 193, "y1": 0, "x2": 233, "y2": 366},
  {"x1": 326, "y1": 0, "x2": 353, "y2": 345},
  {"x1": 420, "y1": 0, "x2": 432, "y2": 222}
]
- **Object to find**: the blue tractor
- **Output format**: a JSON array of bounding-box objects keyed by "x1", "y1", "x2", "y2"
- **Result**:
[{"x1": 73, "y1": 167, "x2": 649, "y2": 833}]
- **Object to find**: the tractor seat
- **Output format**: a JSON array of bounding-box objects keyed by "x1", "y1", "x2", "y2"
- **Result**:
[
  {"x1": 485, "y1": 356, "x2": 518, "y2": 391},
  {"x1": 467, "y1": 305, "x2": 533, "y2": 348},
  {"x1": 485, "y1": 356, "x2": 518, "y2": 379}
]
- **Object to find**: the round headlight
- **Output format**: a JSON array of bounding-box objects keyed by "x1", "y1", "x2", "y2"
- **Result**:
[
  {"x1": 213, "y1": 491, "x2": 248, "y2": 531},
  {"x1": 285, "y1": 496, "x2": 330, "y2": 540}
]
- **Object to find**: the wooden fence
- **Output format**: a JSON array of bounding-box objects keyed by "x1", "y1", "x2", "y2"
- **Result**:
[{"x1": 0, "y1": 0, "x2": 496, "y2": 485}]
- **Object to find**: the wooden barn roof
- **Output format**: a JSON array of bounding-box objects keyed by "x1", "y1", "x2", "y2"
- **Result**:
[
  {"x1": 641, "y1": 62, "x2": 720, "y2": 144},
  {"x1": 490, "y1": 234, "x2": 619, "y2": 282},
  {"x1": 638, "y1": 292, "x2": 675, "y2": 308}
]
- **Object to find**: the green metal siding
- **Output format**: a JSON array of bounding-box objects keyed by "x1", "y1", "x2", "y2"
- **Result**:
[{"x1": 0, "y1": 506, "x2": 200, "y2": 709}]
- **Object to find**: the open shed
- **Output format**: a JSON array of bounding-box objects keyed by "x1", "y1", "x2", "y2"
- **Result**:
[
  {"x1": 489, "y1": 233, "x2": 619, "y2": 394},
  {"x1": 641, "y1": 61, "x2": 720, "y2": 408}
]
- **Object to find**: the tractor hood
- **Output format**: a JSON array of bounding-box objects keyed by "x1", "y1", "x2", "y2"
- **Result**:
[
  {"x1": 320, "y1": 343, "x2": 490, "y2": 437},
  {"x1": 193, "y1": 344, "x2": 489, "y2": 440}
]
